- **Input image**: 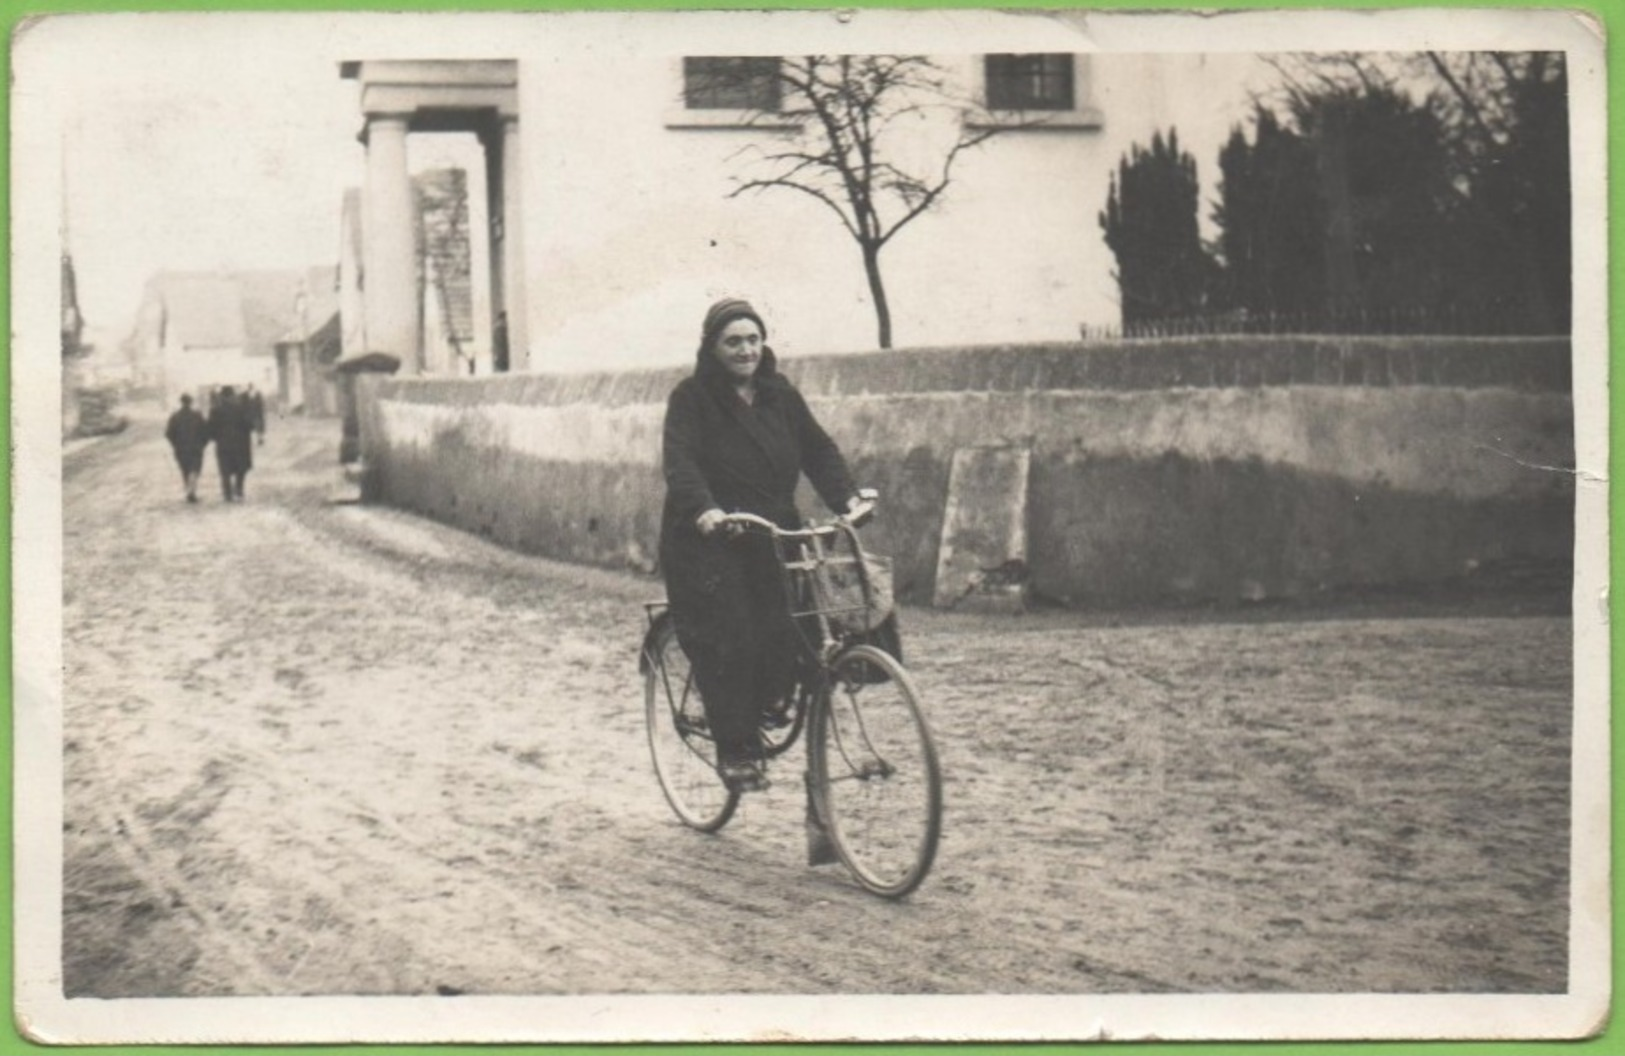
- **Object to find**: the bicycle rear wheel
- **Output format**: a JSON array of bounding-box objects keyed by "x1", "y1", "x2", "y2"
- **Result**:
[
  {"x1": 810, "y1": 644, "x2": 941, "y2": 897},
  {"x1": 645, "y1": 619, "x2": 739, "y2": 831}
]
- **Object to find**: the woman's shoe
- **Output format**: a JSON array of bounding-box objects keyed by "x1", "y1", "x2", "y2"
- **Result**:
[
  {"x1": 719, "y1": 759, "x2": 768, "y2": 793},
  {"x1": 804, "y1": 784, "x2": 838, "y2": 865},
  {"x1": 806, "y1": 824, "x2": 839, "y2": 866}
]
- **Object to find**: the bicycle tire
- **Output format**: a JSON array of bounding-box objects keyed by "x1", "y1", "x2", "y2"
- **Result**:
[
  {"x1": 645, "y1": 618, "x2": 739, "y2": 832},
  {"x1": 810, "y1": 644, "x2": 941, "y2": 898}
]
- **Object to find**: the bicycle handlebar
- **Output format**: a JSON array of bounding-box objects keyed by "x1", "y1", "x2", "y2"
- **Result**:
[{"x1": 720, "y1": 489, "x2": 878, "y2": 538}]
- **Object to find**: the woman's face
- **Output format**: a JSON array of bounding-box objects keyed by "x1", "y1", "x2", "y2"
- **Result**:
[{"x1": 711, "y1": 318, "x2": 763, "y2": 381}]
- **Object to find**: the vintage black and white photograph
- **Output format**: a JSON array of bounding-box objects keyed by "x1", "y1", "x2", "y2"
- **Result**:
[{"x1": 12, "y1": 7, "x2": 1608, "y2": 1045}]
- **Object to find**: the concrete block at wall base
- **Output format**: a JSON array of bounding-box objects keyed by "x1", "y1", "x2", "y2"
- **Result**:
[
  {"x1": 933, "y1": 446, "x2": 1032, "y2": 609},
  {"x1": 953, "y1": 581, "x2": 1032, "y2": 615}
]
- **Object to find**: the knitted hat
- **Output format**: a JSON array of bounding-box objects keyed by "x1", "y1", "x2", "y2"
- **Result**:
[{"x1": 699, "y1": 297, "x2": 767, "y2": 354}]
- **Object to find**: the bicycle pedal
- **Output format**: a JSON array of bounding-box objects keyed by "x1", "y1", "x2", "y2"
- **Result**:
[
  {"x1": 855, "y1": 759, "x2": 892, "y2": 780},
  {"x1": 720, "y1": 763, "x2": 770, "y2": 793}
]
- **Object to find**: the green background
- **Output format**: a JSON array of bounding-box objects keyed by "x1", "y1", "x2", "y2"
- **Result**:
[{"x1": 5, "y1": 0, "x2": 1614, "y2": 1053}]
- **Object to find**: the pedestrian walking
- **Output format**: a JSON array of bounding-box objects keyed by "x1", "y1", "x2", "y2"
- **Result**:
[
  {"x1": 243, "y1": 382, "x2": 267, "y2": 446},
  {"x1": 492, "y1": 311, "x2": 511, "y2": 373},
  {"x1": 163, "y1": 393, "x2": 209, "y2": 503},
  {"x1": 207, "y1": 385, "x2": 255, "y2": 501}
]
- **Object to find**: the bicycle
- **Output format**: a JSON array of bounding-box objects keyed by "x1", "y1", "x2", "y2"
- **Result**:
[{"x1": 640, "y1": 496, "x2": 942, "y2": 898}]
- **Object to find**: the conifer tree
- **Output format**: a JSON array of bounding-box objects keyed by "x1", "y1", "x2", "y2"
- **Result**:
[{"x1": 1098, "y1": 129, "x2": 1211, "y2": 329}]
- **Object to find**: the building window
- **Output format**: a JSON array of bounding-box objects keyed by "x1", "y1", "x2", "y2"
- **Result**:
[
  {"x1": 683, "y1": 57, "x2": 782, "y2": 111},
  {"x1": 984, "y1": 54, "x2": 1075, "y2": 111}
]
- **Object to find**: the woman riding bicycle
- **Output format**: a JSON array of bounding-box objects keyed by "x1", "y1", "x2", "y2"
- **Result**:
[{"x1": 659, "y1": 297, "x2": 869, "y2": 793}]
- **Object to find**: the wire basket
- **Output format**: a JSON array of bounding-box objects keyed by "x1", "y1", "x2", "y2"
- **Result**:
[{"x1": 779, "y1": 523, "x2": 895, "y2": 646}]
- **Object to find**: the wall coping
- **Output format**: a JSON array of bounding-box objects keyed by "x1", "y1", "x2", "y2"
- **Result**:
[{"x1": 375, "y1": 335, "x2": 1572, "y2": 409}]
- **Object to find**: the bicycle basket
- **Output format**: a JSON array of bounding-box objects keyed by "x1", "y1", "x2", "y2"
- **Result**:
[{"x1": 811, "y1": 525, "x2": 896, "y2": 636}]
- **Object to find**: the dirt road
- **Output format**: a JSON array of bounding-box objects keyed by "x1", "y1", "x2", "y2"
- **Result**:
[{"x1": 60, "y1": 412, "x2": 1571, "y2": 998}]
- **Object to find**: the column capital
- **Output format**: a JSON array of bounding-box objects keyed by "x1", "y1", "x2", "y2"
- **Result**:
[{"x1": 356, "y1": 112, "x2": 414, "y2": 146}]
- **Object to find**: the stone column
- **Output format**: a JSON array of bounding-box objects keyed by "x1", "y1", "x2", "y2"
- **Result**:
[
  {"x1": 500, "y1": 115, "x2": 528, "y2": 371},
  {"x1": 363, "y1": 114, "x2": 421, "y2": 373},
  {"x1": 478, "y1": 124, "x2": 506, "y2": 371}
]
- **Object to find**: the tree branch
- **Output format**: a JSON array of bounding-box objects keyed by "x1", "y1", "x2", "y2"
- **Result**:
[
  {"x1": 732, "y1": 176, "x2": 861, "y2": 241},
  {"x1": 715, "y1": 52, "x2": 1019, "y2": 345},
  {"x1": 1426, "y1": 51, "x2": 1500, "y2": 146}
]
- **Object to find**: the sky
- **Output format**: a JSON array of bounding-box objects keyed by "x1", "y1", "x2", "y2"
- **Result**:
[
  {"x1": 44, "y1": 18, "x2": 360, "y2": 342},
  {"x1": 41, "y1": 15, "x2": 498, "y2": 347}
]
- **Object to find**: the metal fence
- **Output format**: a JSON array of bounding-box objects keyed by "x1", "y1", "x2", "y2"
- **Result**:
[{"x1": 1081, "y1": 302, "x2": 1566, "y2": 341}]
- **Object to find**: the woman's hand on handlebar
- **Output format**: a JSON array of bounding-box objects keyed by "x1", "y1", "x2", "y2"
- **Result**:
[
  {"x1": 844, "y1": 488, "x2": 879, "y2": 527},
  {"x1": 695, "y1": 508, "x2": 730, "y2": 537}
]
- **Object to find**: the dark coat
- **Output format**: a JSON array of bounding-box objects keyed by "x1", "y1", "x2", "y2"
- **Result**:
[
  {"x1": 659, "y1": 344, "x2": 856, "y2": 649},
  {"x1": 164, "y1": 407, "x2": 209, "y2": 470},
  {"x1": 208, "y1": 397, "x2": 254, "y2": 473},
  {"x1": 245, "y1": 391, "x2": 267, "y2": 435}
]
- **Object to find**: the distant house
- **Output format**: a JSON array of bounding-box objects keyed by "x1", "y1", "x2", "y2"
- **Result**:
[
  {"x1": 273, "y1": 266, "x2": 344, "y2": 416},
  {"x1": 335, "y1": 173, "x2": 482, "y2": 377},
  {"x1": 415, "y1": 168, "x2": 480, "y2": 375},
  {"x1": 130, "y1": 269, "x2": 337, "y2": 408},
  {"x1": 61, "y1": 252, "x2": 84, "y2": 358},
  {"x1": 130, "y1": 272, "x2": 253, "y2": 406},
  {"x1": 71, "y1": 326, "x2": 135, "y2": 388},
  {"x1": 338, "y1": 188, "x2": 367, "y2": 364}
]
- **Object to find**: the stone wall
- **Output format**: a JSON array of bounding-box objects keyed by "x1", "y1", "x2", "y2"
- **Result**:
[{"x1": 356, "y1": 336, "x2": 1574, "y2": 607}]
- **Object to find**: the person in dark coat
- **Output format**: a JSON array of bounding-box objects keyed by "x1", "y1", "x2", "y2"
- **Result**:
[
  {"x1": 207, "y1": 385, "x2": 255, "y2": 501},
  {"x1": 243, "y1": 383, "x2": 267, "y2": 445},
  {"x1": 163, "y1": 393, "x2": 209, "y2": 503},
  {"x1": 659, "y1": 298, "x2": 865, "y2": 793}
]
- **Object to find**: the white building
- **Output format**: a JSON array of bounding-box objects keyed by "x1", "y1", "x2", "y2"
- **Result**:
[
  {"x1": 131, "y1": 271, "x2": 313, "y2": 407},
  {"x1": 341, "y1": 14, "x2": 1264, "y2": 375}
]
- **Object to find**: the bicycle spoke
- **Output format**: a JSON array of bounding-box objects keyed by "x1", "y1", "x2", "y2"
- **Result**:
[
  {"x1": 666, "y1": 672, "x2": 721, "y2": 766},
  {"x1": 829, "y1": 673, "x2": 898, "y2": 778}
]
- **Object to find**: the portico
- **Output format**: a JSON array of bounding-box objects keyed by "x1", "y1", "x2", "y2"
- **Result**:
[{"x1": 341, "y1": 59, "x2": 526, "y2": 373}]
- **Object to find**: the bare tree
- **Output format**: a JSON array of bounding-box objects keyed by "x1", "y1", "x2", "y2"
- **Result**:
[{"x1": 720, "y1": 55, "x2": 1017, "y2": 349}]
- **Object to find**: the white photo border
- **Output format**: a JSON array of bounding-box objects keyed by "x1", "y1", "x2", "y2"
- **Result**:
[{"x1": 12, "y1": 6, "x2": 1610, "y2": 1045}]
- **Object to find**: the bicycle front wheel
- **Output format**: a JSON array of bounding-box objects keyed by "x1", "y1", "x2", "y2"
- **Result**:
[
  {"x1": 645, "y1": 619, "x2": 739, "y2": 832},
  {"x1": 811, "y1": 644, "x2": 941, "y2": 898}
]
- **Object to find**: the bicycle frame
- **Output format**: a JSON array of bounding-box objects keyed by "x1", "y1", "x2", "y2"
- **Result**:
[{"x1": 640, "y1": 595, "x2": 814, "y2": 762}]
